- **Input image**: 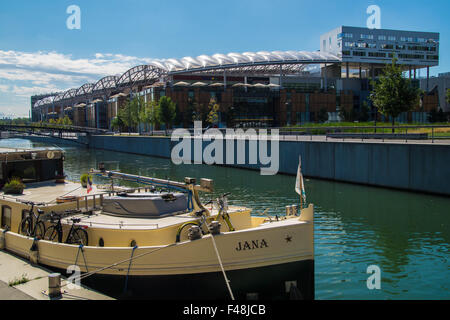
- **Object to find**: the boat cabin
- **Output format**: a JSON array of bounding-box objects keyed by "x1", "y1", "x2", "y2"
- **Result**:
[{"x1": 0, "y1": 148, "x2": 65, "y2": 187}]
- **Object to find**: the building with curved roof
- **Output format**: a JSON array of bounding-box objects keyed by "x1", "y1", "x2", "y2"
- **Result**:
[{"x1": 31, "y1": 26, "x2": 441, "y2": 128}]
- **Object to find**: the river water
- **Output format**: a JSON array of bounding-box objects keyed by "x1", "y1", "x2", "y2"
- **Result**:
[{"x1": 1, "y1": 138, "x2": 448, "y2": 300}]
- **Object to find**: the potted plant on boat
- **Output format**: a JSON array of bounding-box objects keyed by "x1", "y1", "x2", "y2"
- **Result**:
[
  {"x1": 80, "y1": 173, "x2": 92, "y2": 188},
  {"x1": 2, "y1": 177, "x2": 26, "y2": 195},
  {"x1": 55, "y1": 174, "x2": 66, "y2": 184}
]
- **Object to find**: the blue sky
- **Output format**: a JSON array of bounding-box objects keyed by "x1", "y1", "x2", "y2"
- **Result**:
[{"x1": 0, "y1": 0, "x2": 449, "y2": 117}]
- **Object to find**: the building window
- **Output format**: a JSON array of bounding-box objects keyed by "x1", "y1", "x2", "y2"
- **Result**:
[
  {"x1": 1, "y1": 206, "x2": 11, "y2": 230},
  {"x1": 378, "y1": 35, "x2": 387, "y2": 41},
  {"x1": 388, "y1": 36, "x2": 396, "y2": 41},
  {"x1": 342, "y1": 51, "x2": 351, "y2": 56},
  {"x1": 398, "y1": 54, "x2": 425, "y2": 59},
  {"x1": 361, "y1": 34, "x2": 374, "y2": 40},
  {"x1": 427, "y1": 55, "x2": 439, "y2": 60},
  {"x1": 353, "y1": 51, "x2": 366, "y2": 57},
  {"x1": 400, "y1": 37, "x2": 407, "y2": 42},
  {"x1": 381, "y1": 44, "x2": 394, "y2": 50},
  {"x1": 344, "y1": 33, "x2": 353, "y2": 38},
  {"x1": 396, "y1": 45, "x2": 406, "y2": 50},
  {"x1": 368, "y1": 52, "x2": 386, "y2": 58}
]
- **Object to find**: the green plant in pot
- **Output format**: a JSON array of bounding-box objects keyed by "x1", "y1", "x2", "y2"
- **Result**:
[
  {"x1": 80, "y1": 174, "x2": 92, "y2": 188},
  {"x1": 3, "y1": 177, "x2": 26, "y2": 195}
]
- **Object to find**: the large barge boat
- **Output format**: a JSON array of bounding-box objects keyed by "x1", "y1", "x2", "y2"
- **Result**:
[{"x1": 0, "y1": 147, "x2": 314, "y2": 300}]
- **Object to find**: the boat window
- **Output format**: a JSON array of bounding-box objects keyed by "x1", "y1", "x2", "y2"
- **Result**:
[
  {"x1": 99, "y1": 238, "x2": 105, "y2": 247},
  {"x1": 130, "y1": 240, "x2": 137, "y2": 247},
  {"x1": 1, "y1": 206, "x2": 12, "y2": 230}
]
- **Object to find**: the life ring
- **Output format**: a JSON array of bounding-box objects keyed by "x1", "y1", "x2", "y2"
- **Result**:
[{"x1": 56, "y1": 196, "x2": 77, "y2": 203}]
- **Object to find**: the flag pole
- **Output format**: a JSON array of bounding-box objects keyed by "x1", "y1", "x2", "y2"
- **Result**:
[
  {"x1": 299, "y1": 170, "x2": 303, "y2": 210},
  {"x1": 298, "y1": 156, "x2": 302, "y2": 211}
]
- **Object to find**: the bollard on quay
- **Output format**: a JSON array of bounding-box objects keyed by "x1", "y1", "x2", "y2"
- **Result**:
[{"x1": 48, "y1": 273, "x2": 62, "y2": 298}]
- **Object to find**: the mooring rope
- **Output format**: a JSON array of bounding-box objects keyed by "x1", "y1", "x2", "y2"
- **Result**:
[
  {"x1": 123, "y1": 245, "x2": 138, "y2": 293},
  {"x1": 74, "y1": 244, "x2": 89, "y2": 273},
  {"x1": 210, "y1": 234, "x2": 235, "y2": 300}
]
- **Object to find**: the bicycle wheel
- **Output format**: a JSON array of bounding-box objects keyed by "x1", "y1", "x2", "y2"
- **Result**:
[
  {"x1": 34, "y1": 221, "x2": 46, "y2": 239},
  {"x1": 45, "y1": 226, "x2": 60, "y2": 242},
  {"x1": 18, "y1": 217, "x2": 32, "y2": 236},
  {"x1": 176, "y1": 222, "x2": 202, "y2": 243},
  {"x1": 69, "y1": 228, "x2": 88, "y2": 246}
]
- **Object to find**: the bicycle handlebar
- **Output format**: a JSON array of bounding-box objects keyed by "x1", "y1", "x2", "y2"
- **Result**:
[{"x1": 18, "y1": 200, "x2": 46, "y2": 206}]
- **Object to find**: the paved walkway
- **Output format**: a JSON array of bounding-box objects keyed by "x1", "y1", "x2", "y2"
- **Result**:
[
  {"x1": 0, "y1": 250, "x2": 114, "y2": 300},
  {"x1": 0, "y1": 280, "x2": 35, "y2": 300}
]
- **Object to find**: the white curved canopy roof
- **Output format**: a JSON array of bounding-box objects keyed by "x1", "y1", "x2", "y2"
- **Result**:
[{"x1": 151, "y1": 50, "x2": 340, "y2": 73}]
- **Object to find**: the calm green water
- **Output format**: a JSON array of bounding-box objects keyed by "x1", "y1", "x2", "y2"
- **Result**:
[{"x1": 1, "y1": 139, "x2": 449, "y2": 300}]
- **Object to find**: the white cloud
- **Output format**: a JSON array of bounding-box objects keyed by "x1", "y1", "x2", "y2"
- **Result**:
[
  {"x1": 0, "y1": 49, "x2": 153, "y2": 118},
  {"x1": 0, "y1": 50, "x2": 152, "y2": 77}
]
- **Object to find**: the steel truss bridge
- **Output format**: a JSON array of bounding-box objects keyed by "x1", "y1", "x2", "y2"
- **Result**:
[{"x1": 0, "y1": 124, "x2": 109, "y2": 145}]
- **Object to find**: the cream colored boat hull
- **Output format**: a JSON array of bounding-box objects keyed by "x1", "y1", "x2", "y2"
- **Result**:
[{"x1": 1, "y1": 205, "x2": 314, "y2": 299}]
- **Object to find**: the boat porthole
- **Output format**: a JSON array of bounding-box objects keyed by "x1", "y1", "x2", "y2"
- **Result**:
[
  {"x1": 99, "y1": 238, "x2": 104, "y2": 247},
  {"x1": 130, "y1": 240, "x2": 137, "y2": 247}
]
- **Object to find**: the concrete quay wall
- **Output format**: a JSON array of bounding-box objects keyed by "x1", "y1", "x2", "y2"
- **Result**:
[{"x1": 88, "y1": 135, "x2": 450, "y2": 196}]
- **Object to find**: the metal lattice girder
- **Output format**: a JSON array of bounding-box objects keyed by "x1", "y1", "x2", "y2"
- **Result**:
[
  {"x1": 188, "y1": 64, "x2": 308, "y2": 76},
  {"x1": 76, "y1": 83, "x2": 95, "y2": 97},
  {"x1": 53, "y1": 91, "x2": 66, "y2": 103},
  {"x1": 63, "y1": 88, "x2": 78, "y2": 100},
  {"x1": 116, "y1": 64, "x2": 167, "y2": 88},
  {"x1": 93, "y1": 76, "x2": 119, "y2": 93},
  {"x1": 33, "y1": 96, "x2": 54, "y2": 108}
]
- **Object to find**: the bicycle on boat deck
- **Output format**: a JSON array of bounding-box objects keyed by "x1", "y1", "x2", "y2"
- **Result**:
[
  {"x1": 18, "y1": 200, "x2": 47, "y2": 239},
  {"x1": 45, "y1": 211, "x2": 89, "y2": 246}
]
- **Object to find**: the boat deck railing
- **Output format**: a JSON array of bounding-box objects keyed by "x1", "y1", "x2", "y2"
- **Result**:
[{"x1": 75, "y1": 186, "x2": 161, "y2": 212}]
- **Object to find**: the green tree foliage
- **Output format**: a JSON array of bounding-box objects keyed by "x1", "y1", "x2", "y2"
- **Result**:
[
  {"x1": 157, "y1": 96, "x2": 176, "y2": 134},
  {"x1": 118, "y1": 96, "x2": 142, "y2": 132},
  {"x1": 62, "y1": 115, "x2": 72, "y2": 126},
  {"x1": 358, "y1": 101, "x2": 371, "y2": 122},
  {"x1": 0, "y1": 117, "x2": 32, "y2": 126},
  {"x1": 140, "y1": 100, "x2": 159, "y2": 133},
  {"x1": 111, "y1": 116, "x2": 124, "y2": 132},
  {"x1": 446, "y1": 88, "x2": 450, "y2": 105},
  {"x1": 370, "y1": 58, "x2": 421, "y2": 131},
  {"x1": 183, "y1": 97, "x2": 196, "y2": 127},
  {"x1": 206, "y1": 98, "x2": 220, "y2": 125}
]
